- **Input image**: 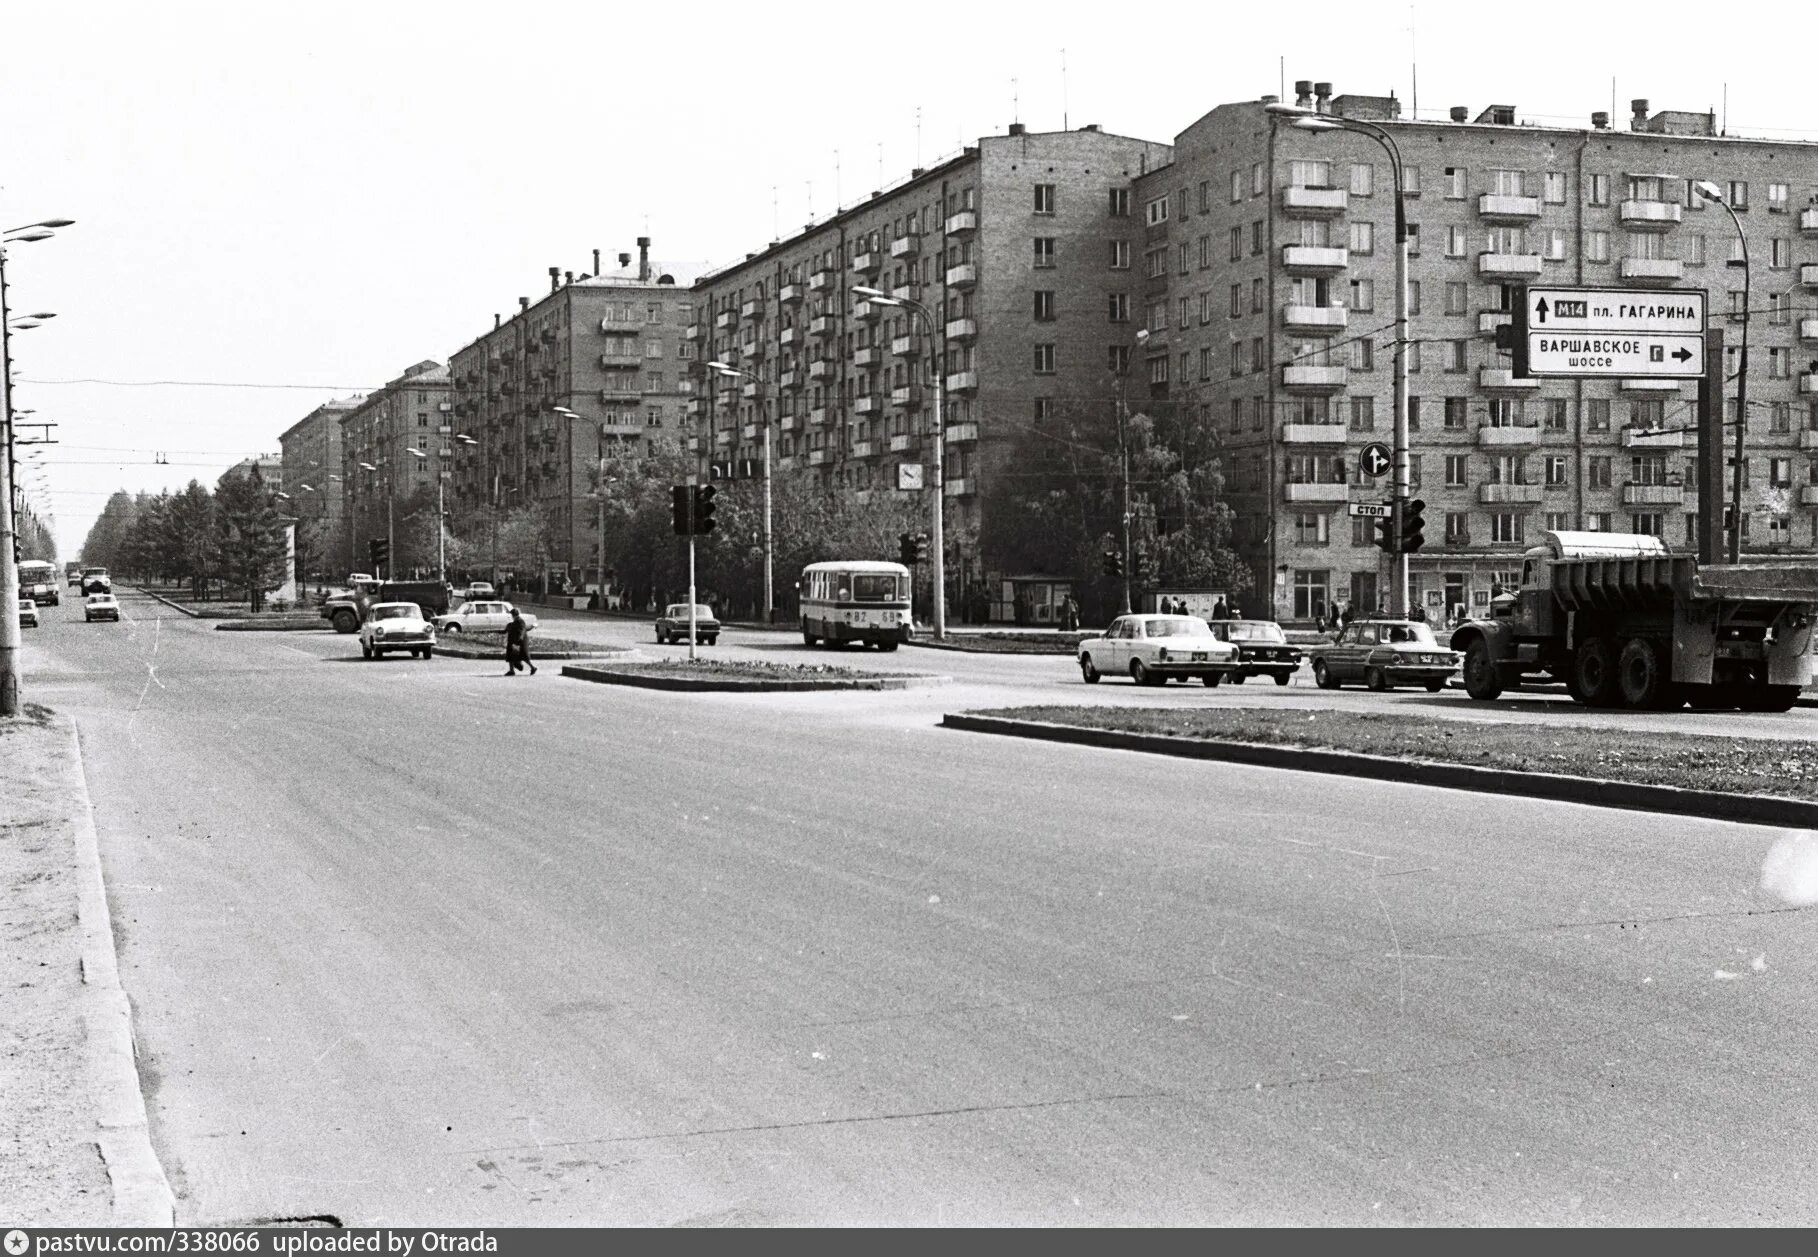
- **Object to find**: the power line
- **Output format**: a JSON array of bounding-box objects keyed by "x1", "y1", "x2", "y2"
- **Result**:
[{"x1": 17, "y1": 376, "x2": 377, "y2": 391}]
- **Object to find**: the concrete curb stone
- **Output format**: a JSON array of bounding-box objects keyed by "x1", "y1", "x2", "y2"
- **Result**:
[
  {"x1": 941, "y1": 712, "x2": 1818, "y2": 828},
  {"x1": 564, "y1": 664, "x2": 949, "y2": 693}
]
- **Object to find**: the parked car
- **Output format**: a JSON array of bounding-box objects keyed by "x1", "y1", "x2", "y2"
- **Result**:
[
  {"x1": 1307, "y1": 619, "x2": 1459, "y2": 692},
  {"x1": 433, "y1": 600, "x2": 535, "y2": 634},
  {"x1": 460, "y1": 581, "x2": 497, "y2": 601},
  {"x1": 655, "y1": 603, "x2": 719, "y2": 645},
  {"x1": 1205, "y1": 619, "x2": 1302, "y2": 686},
  {"x1": 1076, "y1": 613, "x2": 1240, "y2": 686},
  {"x1": 357, "y1": 602, "x2": 436, "y2": 659},
  {"x1": 18, "y1": 598, "x2": 39, "y2": 629},
  {"x1": 83, "y1": 593, "x2": 121, "y2": 622}
]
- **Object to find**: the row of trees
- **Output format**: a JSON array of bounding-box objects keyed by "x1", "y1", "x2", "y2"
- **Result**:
[{"x1": 81, "y1": 465, "x2": 291, "y2": 609}]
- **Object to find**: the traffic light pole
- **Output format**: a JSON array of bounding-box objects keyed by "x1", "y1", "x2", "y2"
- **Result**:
[{"x1": 1391, "y1": 155, "x2": 1411, "y2": 620}]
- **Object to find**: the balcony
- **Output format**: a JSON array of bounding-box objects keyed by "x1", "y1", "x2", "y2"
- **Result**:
[
  {"x1": 599, "y1": 348, "x2": 640, "y2": 367},
  {"x1": 1476, "y1": 424, "x2": 1541, "y2": 447},
  {"x1": 854, "y1": 393, "x2": 881, "y2": 416},
  {"x1": 1802, "y1": 263, "x2": 1818, "y2": 289},
  {"x1": 1478, "y1": 482, "x2": 1544, "y2": 505},
  {"x1": 808, "y1": 407, "x2": 828, "y2": 426},
  {"x1": 1801, "y1": 208, "x2": 1818, "y2": 236},
  {"x1": 1479, "y1": 367, "x2": 1539, "y2": 391},
  {"x1": 1280, "y1": 364, "x2": 1347, "y2": 391},
  {"x1": 852, "y1": 300, "x2": 882, "y2": 323},
  {"x1": 942, "y1": 422, "x2": 979, "y2": 446},
  {"x1": 1617, "y1": 377, "x2": 1680, "y2": 393},
  {"x1": 1280, "y1": 423, "x2": 1347, "y2": 444},
  {"x1": 1280, "y1": 185, "x2": 1348, "y2": 217},
  {"x1": 778, "y1": 370, "x2": 800, "y2": 390},
  {"x1": 1282, "y1": 482, "x2": 1350, "y2": 504},
  {"x1": 779, "y1": 413, "x2": 800, "y2": 433},
  {"x1": 891, "y1": 334, "x2": 919, "y2": 357},
  {"x1": 1281, "y1": 244, "x2": 1349, "y2": 274},
  {"x1": 741, "y1": 299, "x2": 765, "y2": 321},
  {"x1": 891, "y1": 234, "x2": 921, "y2": 259},
  {"x1": 741, "y1": 381, "x2": 760, "y2": 400},
  {"x1": 1619, "y1": 257, "x2": 1684, "y2": 283},
  {"x1": 599, "y1": 381, "x2": 641, "y2": 401},
  {"x1": 945, "y1": 317, "x2": 978, "y2": 341},
  {"x1": 715, "y1": 310, "x2": 735, "y2": 330},
  {"x1": 853, "y1": 345, "x2": 882, "y2": 368},
  {"x1": 891, "y1": 384, "x2": 922, "y2": 408},
  {"x1": 808, "y1": 269, "x2": 835, "y2": 292},
  {"x1": 1479, "y1": 311, "x2": 1513, "y2": 335},
  {"x1": 685, "y1": 398, "x2": 705, "y2": 417},
  {"x1": 945, "y1": 210, "x2": 977, "y2": 235},
  {"x1": 779, "y1": 326, "x2": 800, "y2": 348},
  {"x1": 944, "y1": 478, "x2": 975, "y2": 497},
  {"x1": 808, "y1": 360, "x2": 834, "y2": 381},
  {"x1": 1281, "y1": 304, "x2": 1348, "y2": 335},
  {"x1": 809, "y1": 314, "x2": 837, "y2": 337},
  {"x1": 1478, "y1": 252, "x2": 1544, "y2": 278},
  {"x1": 714, "y1": 430, "x2": 733, "y2": 448},
  {"x1": 687, "y1": 436, "x2": 703, "y2": 453},
  {"x1": 1622, "y1": 482, "x2": 1685, "y2": 506},
  {"x1": 851, "y1": 440, "x2": 878, "y2": 458},
  {"x1": 1802, "y1": 431, "x2": 1818, "y2": 451},
  {"x1": 1619, "y1": 200, "x2": 1683, "y2": 230},
  {"x1": 779, "y1": 282, "x2": 803, "y2": 304},
  {"x1": 852, "y1": 250, "x2": 881, "y2": 274},
  {"x1": 740, "y1": 338, "x2": 763, "y2": 360},
  {"x1": 891, "y1": 282, "x2": 917, "y2": 302},
  {"x1": 945, "y1": 369, "x2": 979, "y2": 392},
  {"x1": 1622, "y1": 426, "x2": 1685, "y2": 449},
  {"x1": 1803, "y1": 372, "x2": 1818, "y2": 396},
  {"x1": 945, "y1": 263, "x2": 978, "y2": 288},
  {"x1": 807, "y1": 449, "x2": 830, "y2": 466},
  {"x1": 1478, "y1": 193, "x2": 1542, "y2": 221}
]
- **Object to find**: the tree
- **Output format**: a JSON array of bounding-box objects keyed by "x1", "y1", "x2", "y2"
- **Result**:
[
  {"x1": 163, "y1": 482, "x2": 219, "y2": 599},
  {"x1": 215, "y1": 466, "x2": 289, "y2": 610}
]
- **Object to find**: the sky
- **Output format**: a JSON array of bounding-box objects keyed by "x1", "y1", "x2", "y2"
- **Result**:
[{"x1": 5, "y1": 0, "x2": 1813, "y2": 557}]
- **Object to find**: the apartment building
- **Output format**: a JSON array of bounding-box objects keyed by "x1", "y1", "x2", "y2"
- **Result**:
[
  {"x1": 278, "y1": 396, "x2": 359, "y2": 567},
  {"x1": 337, "y1": 360, "x2": 452, "y2": 568},
  {"x1": 689, "y1": 124, "x2": 1171, "y2": 620},
  {"x1": 1143, "y1": 82, "x2": 1818, "y2": 623},
  {"x1": 448, "y1": 243, "x2": 694, "y2": 585}
]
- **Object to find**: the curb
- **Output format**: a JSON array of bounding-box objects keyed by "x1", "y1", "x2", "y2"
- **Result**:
[
  {"x1": 563, "y1": 664, "x2": 950, "y2": 693},
  {"x1": 66, "y1": 722, "x2": 176, "y2": 1226},
  {"x1": 212, "y1": 620, "x2": 328, "y2": 632},
  {"x1": 134, "y1": 588, "x2": 199, "y2": 618},
  {"x1": 940, "y1": 712, "x2": 1818, "y2": 829}
]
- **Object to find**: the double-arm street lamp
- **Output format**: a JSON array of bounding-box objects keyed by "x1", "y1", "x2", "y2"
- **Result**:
[
  {"x1": 852, "y1": 285, "x2": 946, "y2": 639},
  {"x1": 705, "y1": 360, "x2": 773, "y2": 621},
  {"x1": 1265, "y1": 103, "x2": 1412, "y2": 617},
  {"x1": 1691, "y1": 181, "x2": 1751, "y2": 563},
  {"x1": 2, "y1": 216, "x2": 75, "y2": 719},
  {"x1": 407, "y1": 433, "x2": 476, "y2": 581}
]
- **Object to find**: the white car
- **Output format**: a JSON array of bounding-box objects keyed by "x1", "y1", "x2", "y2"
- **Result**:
[
  {"x1": 1076, "y1": 613, "x2": 1241, "y2": 686},
  {"x1": 84, "y1": 593, "x2": 122, "y2": 622},
  {"x1": 433, "y1": 600, "x2": 535, "y2": 635},
  {"x1": 358, "y1": 602, "x2": 436, "y2": 659},
  {"x1": 460, "y1": 581, "x2": 497, "y2": 601},
  {"x1": 18, "y1": 598, "x2": 39, "y2": 629}
]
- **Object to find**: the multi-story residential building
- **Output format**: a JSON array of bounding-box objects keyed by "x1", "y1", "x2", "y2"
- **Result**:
[
  {"x1": 690, "y1": 124, "x2": 1171, "y2": 622},
  {"x1": 448, "y1": 242, "x2": 694, "y2": 587},
  {"x1": 338, "y1": 360, "x2": 452, "y2": 573},
  {"x1": 278, "y1": 396, "x2": 359, "y2": 573},
  {"x1": 1142, "y1": 81, "x2": 1818, "y2": 623}
]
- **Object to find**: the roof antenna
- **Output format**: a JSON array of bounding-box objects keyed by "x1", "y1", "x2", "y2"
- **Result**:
[
  {"x1": 877, "y1": 140, "x2": 884, "y2": 191},
  {"x1": 915, "y1": 105, "x2": 922, "y2": 168},
  {"x1": 1011, "y1": 76, "x2": 1019, "y2": 125},
  {"x1": 806, "y1": 179, "x2": 813, "y2": 222},
  {"x1": 834, "y1": 148, "x2": 841, "y2": 211},
  {"x1": 1061, "y1": 48, "x2": 1069, "y2": 131},
  {"x1": 772, "y1": 185, "x2": 779, "y2": 242},
  {"x1": 1409, "y1": 3, "x2": 1418, "y2": 120}
]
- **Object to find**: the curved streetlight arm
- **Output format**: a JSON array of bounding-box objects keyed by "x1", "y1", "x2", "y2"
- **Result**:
[{"x1": 1714, "y1": 197, "x2": 1750, "y2": 563}]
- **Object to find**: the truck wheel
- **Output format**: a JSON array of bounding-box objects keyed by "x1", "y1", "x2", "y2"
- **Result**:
[
  {"x1": 1462, "y1": 640, "x2": 1503, "y2": 701},
  {"x1": 1574, "y1": 637, "x2": 1622, "y2": 708},
  {"x1": 333, "y1": 610, "x2": 358, "y2": 634},
  {"x1": 1618, "y1": 637, "x2": 1673, "y2": 709}
]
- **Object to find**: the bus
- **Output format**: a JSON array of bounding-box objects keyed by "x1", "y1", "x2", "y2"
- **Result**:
[
  {"x1": 17, "y1": 560, "x2": 60, "y2": 607},
  {"x1": 798, "y1": 560, "x2": 913, "y2": 650}
]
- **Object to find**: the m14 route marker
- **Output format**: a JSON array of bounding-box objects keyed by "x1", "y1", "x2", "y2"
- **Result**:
[{"x1": 1513, "y1": 285, "x2": 1707, "y2": 379}]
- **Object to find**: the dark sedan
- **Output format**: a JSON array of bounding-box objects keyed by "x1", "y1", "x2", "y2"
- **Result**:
[{"x1": 1206, "y1": 619, "x2": 1302, "y2": 685}]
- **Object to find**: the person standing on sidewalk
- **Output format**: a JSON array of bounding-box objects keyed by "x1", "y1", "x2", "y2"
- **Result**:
[{"x1": 503, "y1": 607, "x2": 537, "y2": 676}]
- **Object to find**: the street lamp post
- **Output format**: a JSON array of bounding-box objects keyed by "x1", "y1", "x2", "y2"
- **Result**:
[
  {"x1": 1693, "y1": 181, "x2": 1750, "y2": 563},
  {"x1": 1, "y1": 217, "x2": 73, "y2": 719},
  {"x1": 852, "y1": 286, "x2": 945, "y2": 639},
  {"x1": 409, "y1": 434, "x2": 476, "y2": 582},
  {"x1": 1111, "y1": 328, "x2": 1151, "y2": 615},
  {"x1": 1266, "y1": 104, "x2": 1411, "y2": 617},
  {"x1": 706, "y1": 361, "x2": 773, "y2": 622}
]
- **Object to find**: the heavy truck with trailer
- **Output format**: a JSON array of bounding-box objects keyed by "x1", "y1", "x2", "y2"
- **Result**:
[
  {"x1": 319, "y1": 577, "x2": 450, "y2": 634},
  {"x1": 1449, "y1": 531, "x2": 1818, "y2": 711}
]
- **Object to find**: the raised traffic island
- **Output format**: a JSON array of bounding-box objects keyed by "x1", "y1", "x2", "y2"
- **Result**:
[{"x1": 564, "y1": 658, "x2": 948, "y2": 693}]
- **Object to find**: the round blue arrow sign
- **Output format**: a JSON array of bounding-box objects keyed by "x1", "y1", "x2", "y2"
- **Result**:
[{"x1": 1360, "y1": 442, "x2": 1392, "y2": 477}]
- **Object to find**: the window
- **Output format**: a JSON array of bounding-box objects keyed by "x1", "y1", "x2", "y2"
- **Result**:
[
  {"x1": 1587, "y1": 174, "x2": 1610, "y2": 206},
  {"x1": 1445, "y1": 226, "x2": 1467, "y2": 258},
  {"x1": 1294, "y1": 513, "x2": 1331, "y2": 545},
  {"x1": 1589, "y1": 455, "x2": 1612, "y2": 488},
  {"x1": 1586, "y1": 513, "x2": 1613, "y2": 532},
  {"x1": 1545, "y1": 455, "x2": 1568, "y2": 486},
  {"x1": 1585, "y1": 231, "x2": 1610, "y2": 263},
  {"x1": 1178, "y1": 296, "x2": 1191, "y2": 329},
  {"x1": 1350, "y1": 277, "x2": 1375, "y2": 311},
  {"x1": 1401, "y1": 164, "x2": 1420, "y2": 195},
  {"x1": 1230, "y1": 169, "x2": 1244, "y2": 203},
  {"x1": 1405, "y1": 222, "x2": 1420, "y2": 257},
  {"x1": 1229, "y1": 226, "x2": 1242, "y2": 261},
  {"x1": 1229, "y1": 398, "x2": 1244, "y2": 432},
  {"x1": 1176, "y1": 188, "x2": 1189, "y2": 220},
  {"x1": 1250, "y1": 337, "x2": 1265, "y2": 372},
  {"x1": 1769, "y1": 515, "x2": 1794, "y2": 546},
  {"x1": 1251, "y1": 220, "x2": 1265, "y2": 255},
  {"x1": 1198, "y1": 346, "x2": 1211, "y2": 380},
  {"x1": 1145, "y1": 196, "x2": 1170, "y2": 226},
  {"x1": 1252, "y1": 162, "x2": 1266, "y2": 196},
  {"x1": 1445, "y1": 512, "x2": 1470, "y2": 543},
  {"x1": 1349, "y1": 396, "x2": 1375, "y2": 431},
  {"x1": 1033, "y1": 343, "x2": 1055, "y2": 374},
  {"x1": 1351, "y1": 163, "x2": 1374, "y2": 196},
  {"x1": 1251, "y1": 277, "x2": 1264, "y2": 313},
  {"x1": 1771, "y1": 182, "x2": 1790, "y2": 212},
  {"x1": 1289, "y1": 160, "x2": 1331, "y2": 188},
  {"x1": 1034, "y1": 184, "x2": 1057, "y2": 214},
  {"x1": 1772, "y1": 238, "x2": 1793, "y2": 269},
  {"x1": 1630, "y1": 454, "x2": 1669, "y2": 486},
  {"x1": 1544, "y1": 228, "x2": 1568, "y2": 261},
  {"x1": 1771, "y1": 347, "x2": 1791, "y2": 379},
  {"x1": 1444, "y1": 167, "x2": 1467, "y2": 199},
  {"x1": 1292, "y1": 570, "x2": 1332, "y2": 620},
  {"x1": 1486, "y1": 398, "x2": 1524, "y2": 427},
  {"x1": 1408, "y1": 280, "x2": 1421, "y2": 316},
  {"x1": 1446, "y1": 282, "x2": 1468, "y2": 315},
  {"x1": 1406, "y1": 396, "x2": 1421, "y2": 430},
  {"x1": 1350, "y1": 337, "x2": 1374, "y2": 371},
  {"x1": 1544, "y1": 171, "x2": 1567, "y2": 204},
  {"x1": 1548, "y1": 512, "x2": 1573, "y2": 532},
  {"x1": 1491, "y1": 513, "x2": 1525, "y2": 544},
  {"x1": 1727, "y1": 180, "x2": 1749, "y2": 210},
  {"x1": 1151, "y1": 355, "x2": 1170, "y2": 386},
  {"x1": 1685, "y1": 234, "x2": 1706, "y2": 266},
  {"x1": 1445, "y1": 454, "x2": 1469, "y2": 486},
  {"x1": 1109, "y1": 188, "x2": 1130, "y2": 217},
  {"x1": 1109, "y1": 240, "x2": 1130, "y2": 269},
  {"x1": 1033, "y1": 237, "x2": 1055, "y2": 268},
  {"x1": 1771, "y1": 456, "x2": 1794, "y2": 487},
  {"x1": 1445, "y1": 340, "x2": 1468, "y2": 372},
  {"x1": 1349, "y1": 221, "x2": 1374, "y2": 255},
  {"x1": 1198, "y1": 292, "x2": 1212, "y2": 325},
  {"x1": 1229, "y1": 283, "x2": 1242, "y2": 317},
  {"x1": 1772, "y1": 402, "x2": 1792, "y2": 432},
  {"x1": 1198, "y1": 235, "x2": 1212, "y2": 268},
  {"x1": 1444, "y1": 397, "x2": 1468, "y2": 429},
  {"x1": 1033, "y1": 290, "x2": 1056, "y2": 321},
  {"x1": 1630, "y1": 513, "x2": 1664, "y2": 537},
  {"x1": 1545, "y1": 399, "x2": 1568, "y2": 430},
  {"x1": 1230, "y1": 341, "x2": 1244, "y2": 376},
  {"x1": 1769, "y1": 292, "x2": 1790, "y2": 325},
  {"x1": 1145, "y1": 248, "x2": 1168, "y2": 278},
  {"x1": 1198, "y1": 180, "x2": 1210, "y2": 213},
  {"x1": 1152, "y1": 301, "x2": 1171, "y2": 334}
]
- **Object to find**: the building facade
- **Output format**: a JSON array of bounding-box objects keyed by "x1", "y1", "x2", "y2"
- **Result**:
[
  {"x1": 1141, "y1": 83, "x2": 1818, "y2": 623},
  {"x1": 278, "y1": 396, "x2": 358, "y2": 575},
  {"x1": 448, "y1": 245, "x2": 694, "y2": 587},
  {"x1": 337, "y1": 360, "x2": 452, "y2": 575},
  {"x1": 689, "y1": 125, "x2": 1172, "y2": 622}
]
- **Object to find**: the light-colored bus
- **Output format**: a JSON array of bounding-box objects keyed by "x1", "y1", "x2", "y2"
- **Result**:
[
  {"x1": 17, "y1": 560, "x2": 60, "y2": 607},
  {"x1": 798, "y1": 560, "x2": 913, "y2": 650}
]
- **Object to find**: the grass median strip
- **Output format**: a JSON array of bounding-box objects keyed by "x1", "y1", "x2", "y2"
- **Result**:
[{"x1": 981, "y1": 705, "x2": 1818, "y2": 803}]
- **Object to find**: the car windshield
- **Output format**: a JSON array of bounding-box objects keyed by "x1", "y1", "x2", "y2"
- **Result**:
[
  {"x1": 372, "y1": 605, "x2": 420, "y2": 620},
  {"x1": 1380, "y1": 623, "x2": 1438, "y2": 646},
  {"x1": 1146, "y1": 617, "x2": 1214, "y2": 638},
  {"x1": 667, "y1": 604, "x2": 713, "y2": 618},
  {"x1": 1226, "y1": 621, "x2": 1286, "y2": 642}
]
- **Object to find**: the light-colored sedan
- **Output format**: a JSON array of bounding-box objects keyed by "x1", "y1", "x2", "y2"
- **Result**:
[
  {"x1": 1077, "y1": 613, "x2": 1240, "y2": 686},
  {"x1": 84, "y1": 593, "x2": 121, "y2": 622},
  {"x1": 656, "y1": 603, "x2": 719, "y2": 645},
  {"x1": 19, "y1": 598, "x2": 39, "y2": 629},
  {"x1": 433, "y1": 600, "x2": 536, "y2": 635},
  {"x1": 357, "y1": 602, "x2": 436, "y2": 659},
  {"x1": 1307, "y1": 619, "x2": 1459, "y2": 692},
  {"x1": 460, "y1": 581, "x2": 497, "y2": 601}
]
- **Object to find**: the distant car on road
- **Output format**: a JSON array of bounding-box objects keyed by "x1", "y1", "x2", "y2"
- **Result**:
[
  {"x1": 84, "y1": 593, "x2": 121, "y2": 623},
  {"x1": 80, "y1": 567, "x2": 112, "y2": 595},
  {"x1": 1077, "y1": 613, "x2": 1240, "y2": 686},
  {"x1": 655, "y1": 603, "x2": 719, "y2": 645},
  {"x1": 459, "y1": 581, "x2": 497, "y2": 601},
  {"x1": 1206, "y1": 619, "x2": 1302, "y2": 686},
  {"x1": 433, "y1": 600, "x2": 535, "y2": 635},
  {"x1": 1308, "y1": 619, "x2": 1458, "y2": 692},
  {"x1": 357, "y1": 602, "x2": 436, "y2": 659},
  {"x1": 19, "y1": 598, "x2": 39, "y2": 629}
]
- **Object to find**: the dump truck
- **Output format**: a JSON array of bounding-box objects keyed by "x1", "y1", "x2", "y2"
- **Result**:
[
  {"x1": 320, "y1": 578, "x2": 451, "y2": 634},
  {"x1": 1448, "y1": 531, "x2": 1818, "y2": 711}
]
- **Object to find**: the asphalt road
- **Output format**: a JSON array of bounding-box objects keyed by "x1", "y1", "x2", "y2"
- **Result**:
[{"x1": 20, "y1": 591, "x2": 1818, "y2": 1224}]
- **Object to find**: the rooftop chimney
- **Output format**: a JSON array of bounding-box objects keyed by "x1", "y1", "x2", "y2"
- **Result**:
[
  {"x1": 1295, "y1": 80, "x2": 1313, "y2": 109},
  {"x1": 1631, "y1": 98, "x2": 1650, "y2": 131},
  {"x1": 1259, "y1": 95, "x2": 1278, "y2": 106},
  {"x1": 518, "y1": 297, "x2": 529, "y2": 312},
  {"x1": 618, "y1": 252, "x2": 631, "y2": 269},
  {"x1": 548, "y1": 266, "x2": 560, "y2": 293},
  {"x1": 494, "y1": 313, "x2": 501, "y2": 330},
  {"x1": 1450, "y1": 106, "x2": 1468, "y2": 123},
  {"x1": 637, "y1": 236, "x2": 651, "y2": 282},
  {"x1": 593, "y1": 249, "x2": 601, "y2": 275},
  {"x1": 1314, "y1": 82, "x2": 1332, "y2": 114},
  {"x1": 1592, "y1": 111, "x2": 1610, "y2": 130},
  {"x1": 564, "y1": 271, "x2": 573, "y2": 286},
  {"x1": 1008, "y1": 122, "x2": 1025, "y2": 135}
]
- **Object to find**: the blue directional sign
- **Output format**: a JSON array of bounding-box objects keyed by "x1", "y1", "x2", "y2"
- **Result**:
[{"x1": 1359, "y1": 443, "x2": 1392, "y2": 478}]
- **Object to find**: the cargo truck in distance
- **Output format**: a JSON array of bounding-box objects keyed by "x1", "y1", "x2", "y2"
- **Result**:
[
  {"x1": 320, "y1": 577, "x2": 451, "y2": 633},
  {"x1": 1449, "y1": 531, "x2": 1818, "y2": 712}
]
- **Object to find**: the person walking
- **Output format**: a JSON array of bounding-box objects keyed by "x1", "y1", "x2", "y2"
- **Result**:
[{"x1": 503, "y1": 607, "x2": 537, "y2": 676}]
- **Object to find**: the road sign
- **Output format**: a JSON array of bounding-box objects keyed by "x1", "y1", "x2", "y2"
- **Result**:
[
  {"x1": 1516, "y1": 285, "x2": 1706, "y2": 378},
  {"x1": 1347, "y1": 502, "x2": 1393, "y2": 518},
  {"x1": 1358, "y1": 443, "x2": 1392, "y2": 477}
]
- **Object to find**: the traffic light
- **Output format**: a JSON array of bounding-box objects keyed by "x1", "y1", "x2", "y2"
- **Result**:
[
  {"x1": 899, "y1": 531, "x2": 917, "y2": 565},
  {"x1": 1104, "y1": 550, "x2": 1123, "y2": 577},
  {"x1": 369, "y1": 538, "x2": 390, "y2": 569},
  {"x1": 1400, "y1": 498, "x2": 1427, "y2": 554},
  {"x1": 693, "y1": 484, "x2": 718, "y2": 534},
  {"x1": 913, "y1": 532, "x2": 930, "y2": 564},
  {"x1": 671, "y1": 485, "x2": 691, "y2": 536},
  {"x1": 1374, "y1": 510, "x2": 1397, "y2": 555}
]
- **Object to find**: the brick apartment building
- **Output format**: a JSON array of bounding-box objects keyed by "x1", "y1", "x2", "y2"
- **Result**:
[
  {"x1": 277, "y1": 396, "x2": 358, "y2": 574},
  {"x1": 337, "y1": 360, "x2": 452, "y2": 574},
  {"x1": 1136, "y1": 81, "x2": 1818, "y2": 624}
]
